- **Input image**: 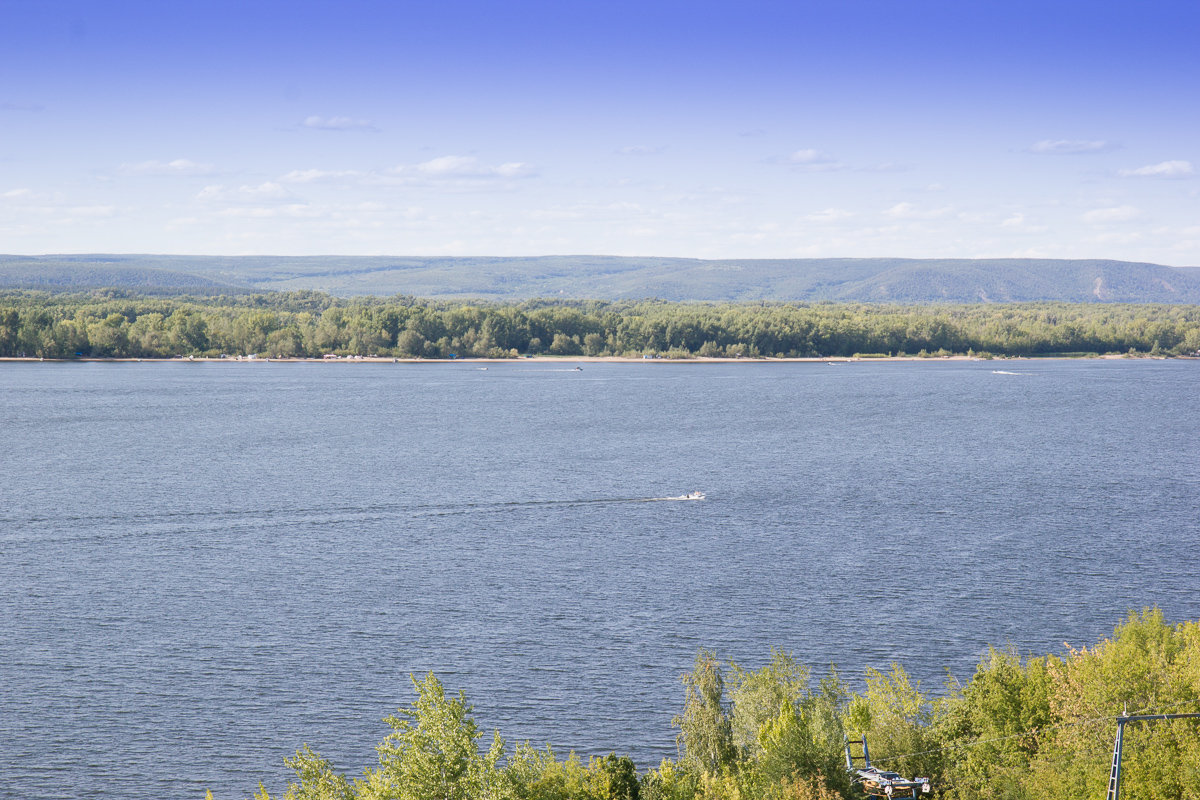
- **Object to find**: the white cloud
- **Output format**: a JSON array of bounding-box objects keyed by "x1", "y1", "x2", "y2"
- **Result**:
[
  {"x1": 883, "y1": 202, "x2": 953, "y2": 220},
  {"x1": 1094, "y1": 231, "x2": 1144, "y2": 244},
  {"x1": 197, "y1": 182, "x2": 295, "y2": 202},
  {"x1": 1082, "y1": 205, "x2": 1140, "y2": 224},
  {"x1": 1029, "y1": 139, "x2": 1113, "y2": 154},
  {"x1": 302, "y1": 115, "x2": 373, "y2": 131},
  {"x1": 0, "y1": 101, "x2": 45, "y2": 112},
  {"x1": 382, "y1": 155, "x2": 536, "y2": 181},
  {"x1": 120, "y1": 158, "x2": 216, "y2": 175},
  {"x1": 241, "y1": 182, "x2": 290, "y2": 199},
  {"x1": 417, "y1": 155, "x2": 533, "y2": 178},
  {"x1": 856, "y1": 162, "x2": 911, "y2": 173},
  {"x1": 3, "y1": 188, "x2": 31, "y2": 198},
  {"x1": 775, "y1": 149, "x2": 844, "y2": 171},
  {"x1": 417, "y1": 155, "x2": 485, "y2": 176},
  {"x1": 788, "y1": 149, "x2": 832, "y2": 164},
  {"x1": 1118, "y1": 160, "x2": 1194, "y2": 178},
  {"x1": 217, "y1": 204, "x2": 319, "y2": 219},
  {"x1": 999, "y1": 212, "x2": 1048, "y2": 232},
  {"x1": 62, "y1": 205, "x2": 116, "y2": 218},
  {"x1": 616, "y1": 145, "x2": 666, "y2": 155},
  {"x1": 805, "y1": 208, "x2": 855, "y2": 223},
  {"x1": 279, "y1": 169, "x2": 366, "y2": 184}
]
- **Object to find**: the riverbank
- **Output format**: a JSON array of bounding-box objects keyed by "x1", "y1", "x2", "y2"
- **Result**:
[{"x1": 0, "y1": 353, "x2": 1183, "y2": 364}]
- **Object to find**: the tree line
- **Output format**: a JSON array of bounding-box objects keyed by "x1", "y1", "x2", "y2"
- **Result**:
[
  {"x1": 237, "y1": 610, "x2": 1199, "y2": 800},
  {"x1": 3, "y1": 289, "x2": 1200, "y2": 360}
]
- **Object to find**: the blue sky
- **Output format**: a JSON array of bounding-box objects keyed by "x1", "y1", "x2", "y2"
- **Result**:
[{"x1": 2, "y1": 0, "x2": 1197, "y2": 263}]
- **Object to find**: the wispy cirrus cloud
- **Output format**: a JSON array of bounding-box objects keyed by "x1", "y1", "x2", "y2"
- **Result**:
[
  {"x1": 1118, "y1": 160, "x2": 1194, "y2": 178},
  {"x1": 302, "y1": 115, "x2": 374, "y2": 131},
  {"x1": 216, "y1": 204, "x2": 320, "y2": 220},
  {"x1": 408, "y1": 155, "x2": 534, "y2": 179},
  {"x1": 62, "y1": 205, "x2": 117, "y2": 218},
  {"x1": 16, "y1": 202, "x2": 117, "y2": 218},
  {"x1": 120, "y1": 158, "x2": 216, "y2": 176},
  {"x1": 770, "y1": 149, "x2": 902, "y2": 173},
  {"x1": 1, "y1": 101, "x2": 44, "y2": 112},
  {"x1": 1029, "y1": 139, "x2": 1114, "y2": 154},
  {"x1": 381, "y1": 155, "x2": 537, "y2": 182},
  {"x1": 279, "y1": 169, "x2": 368, "y2": 184},
  {"x1": 197, "y1": 182, "x2": 296, "y2": 203},
  {"x1": 1000, "y1": 212, "x2": 1048, "y2": 232},
  {"x1": 616, "y1": 144, "x2": 667, "y2": 155},
  {"x1": 805, "y1": 208, "x2": 855, "y2": 223},
  {"x1": 856, "y1": 162, "x2": 912, "y2": 174},
  {"x1": 883, "y1": 202, "x2": 953, "y2": 220},
  {"x1": 275, "y1": 157, "x2": 536, "y2": 189},
  {"x1": 771, "y1": 148, "x2": 844, "y2": 171},
  {"x1": 1082, "y1": 205, "x2": 1140, "y2": 224}
]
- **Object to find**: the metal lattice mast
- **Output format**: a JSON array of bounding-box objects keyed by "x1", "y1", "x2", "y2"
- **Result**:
[{"x1": 1105, "y1": 712, "x2": 1200, "y2": 800}]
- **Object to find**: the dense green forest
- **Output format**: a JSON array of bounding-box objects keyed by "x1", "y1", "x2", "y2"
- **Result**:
[
  {"x1": 3, "y1": 290, "x2": 1200, "y2": 360},
  {"x1": 236, "y1": 610, "x2": 1199, "y2": 800}
]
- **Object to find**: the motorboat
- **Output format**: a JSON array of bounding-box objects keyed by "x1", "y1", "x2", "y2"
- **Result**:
[{"x1": 681, "y1": 491, "x2": 706, "y2": 500}]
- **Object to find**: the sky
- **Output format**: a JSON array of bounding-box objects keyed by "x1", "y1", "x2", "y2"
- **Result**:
[{"x1": 2, "y1": 0, "x2": 1198, "y2": 264}]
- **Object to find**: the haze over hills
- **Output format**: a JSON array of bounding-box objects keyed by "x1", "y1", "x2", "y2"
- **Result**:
[{"x1": 2, "y1": 254, "x2": 1199, "y2": 304}]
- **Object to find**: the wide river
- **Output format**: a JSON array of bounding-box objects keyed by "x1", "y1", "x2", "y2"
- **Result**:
[{"x1": 2, "y1": 359, "x2": 1197, "y2": 799}]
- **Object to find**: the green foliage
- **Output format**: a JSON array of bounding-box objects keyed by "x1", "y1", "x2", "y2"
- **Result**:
[
  {"x1": 368, "y1": 672, "x2": 502, "y2": 800},
  {"x1": 845, "y1": 663, "x2": 944, "y2": 786},
  {"x1": 597, "y1": 754, "x2": 640, "y2": 800},
  {"x1": 674, "y1": 651, "x2": 737, "y2": 775},
  {"x1": 934, "y1": 648, "x2": 1055, "y2": 799},
  {"x1": 639, "y1": 759, "x2": 698, "y2": 800},
  {"x1": 4, "y1": 290, "x2": 1200, "y2": 360},
  {"x1": 729, "y1": 650, "x2": 811, "y2": 760},
  {"x1": 240, "y1": 612, "x2": 1200, "y2": 800},
  {"x1": 934, "y1": 610, "x2": 1200, "y2": 800},
  {"x1": 502, "y1": 745, "x2": 638, "y2": 800},
  {"x1": 279, "y1": 746, "x2": 355, "y2": 800}
]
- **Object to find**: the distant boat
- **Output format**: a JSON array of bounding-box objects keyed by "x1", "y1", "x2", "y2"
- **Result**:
[{"x1": 680, "y1": 491, "x2": 705, "y2": 500}]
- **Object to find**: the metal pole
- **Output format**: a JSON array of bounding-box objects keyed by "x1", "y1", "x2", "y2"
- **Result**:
[
  {"x1": 1105, "y1": 712, "x2": 1200, "y2": 800},
  {"x1": 1106, "y1": 719, "x2": 1125, "y2": 800}
]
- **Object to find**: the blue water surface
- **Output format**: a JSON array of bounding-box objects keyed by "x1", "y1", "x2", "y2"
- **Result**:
[{"x1": 1, "y1": 359, "x2": 1197, "y2": 799}]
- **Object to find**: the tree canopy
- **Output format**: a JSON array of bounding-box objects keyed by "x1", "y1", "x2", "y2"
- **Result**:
[
  {"x1": 242, "y1": 610, "x2": 1200, "y2": 800},
  {"x1": 2, "y1": 290, "x2": 1200, "y2": 360}
]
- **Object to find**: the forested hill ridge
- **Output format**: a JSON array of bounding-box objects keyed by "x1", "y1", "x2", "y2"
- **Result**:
[{"x1": 3, "y1": 254, "x2": 1200, "y2": 303}]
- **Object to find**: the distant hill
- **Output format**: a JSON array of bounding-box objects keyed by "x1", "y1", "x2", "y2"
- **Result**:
[
  {"x1": 3, "y1": 254, "x2": 1200, "y2": 303},
  {"x1": 0, "y1": 255, "x2": 248, "y2": 295}
]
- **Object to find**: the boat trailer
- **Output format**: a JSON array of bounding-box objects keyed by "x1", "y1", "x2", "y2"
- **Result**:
[{"x1": 845, "y1": 735, "x2": 931, "y2": 798}]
